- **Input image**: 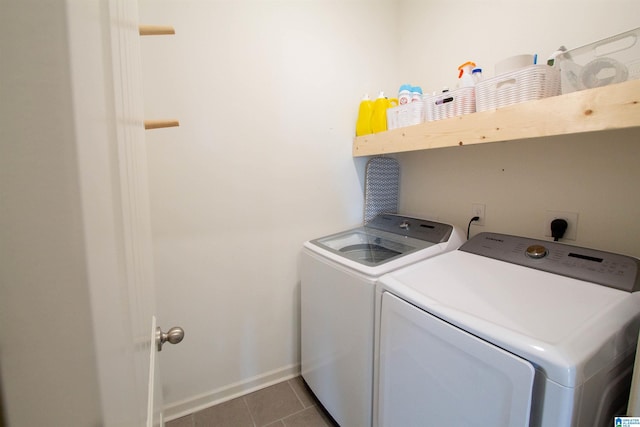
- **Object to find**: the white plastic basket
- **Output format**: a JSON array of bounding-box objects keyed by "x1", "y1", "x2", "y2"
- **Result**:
[
  {"x1": 386, "y1": 101, "x2": 424, "y2": 130},
  {"x1": 475, "y1": 65, "x2": 560, "y2": 112},
  {"x1": 424, "y1": 87, "x2": 475, "y2": 121}
]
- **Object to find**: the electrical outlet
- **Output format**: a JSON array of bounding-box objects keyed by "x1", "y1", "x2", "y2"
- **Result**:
[
  {"x1": 544, "y1": 210, "x2": 579, "y2": 241},
  {"x1": 471, "y1": 203, "x2": 486, "y2": 226}
]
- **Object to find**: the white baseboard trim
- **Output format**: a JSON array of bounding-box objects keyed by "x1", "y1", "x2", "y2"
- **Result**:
[{"x1": 163, "y1": 363, "x2": 301, "y2": 422}]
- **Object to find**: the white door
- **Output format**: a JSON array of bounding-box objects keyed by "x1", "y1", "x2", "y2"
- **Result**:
[
  {"x1": 1, "y1": 0, "x2": 177, "y2": 425},
  {"x1": 77, "y1": 0, "x2": 179, "y2": 424},
  {"x1": 378, "y1": 292, "x2": 535, "y2": 427},
  {"x1": 107, "y1": 1, "x2": 177, "y2": 425}
]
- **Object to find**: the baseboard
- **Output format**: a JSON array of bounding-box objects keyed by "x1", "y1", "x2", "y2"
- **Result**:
[{"x1": 163, "y1": 363, "x2": 301, "y2": 422}]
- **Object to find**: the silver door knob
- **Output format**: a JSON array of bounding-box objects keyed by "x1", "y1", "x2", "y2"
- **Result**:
[{"x1": 156, "y1": 326, "x2": 184, "y2": 351}]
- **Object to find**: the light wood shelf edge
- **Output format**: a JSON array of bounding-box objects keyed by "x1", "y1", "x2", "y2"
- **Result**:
[
  {"x1": 139, "y1": 25, "x2": 175, "y2": 36},
  {"x1": 144, "y1": 119, "x2": 180, "y2": 130},
  {"x1": 352, "y1": 79, "x2": 640, "y2": 157}
]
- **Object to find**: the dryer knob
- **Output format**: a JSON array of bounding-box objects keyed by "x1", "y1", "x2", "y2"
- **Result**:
[{"x1": 526, "y1": 244, "x2": 548, "y2": 259}]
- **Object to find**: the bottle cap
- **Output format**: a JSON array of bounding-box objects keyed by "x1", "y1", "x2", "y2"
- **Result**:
[
  {"x1": 411, "y1": 86, "x2": 423, "y2": 94},
  {"x1": 399, "y1": 84, "x2": 412, "y2": 92}
]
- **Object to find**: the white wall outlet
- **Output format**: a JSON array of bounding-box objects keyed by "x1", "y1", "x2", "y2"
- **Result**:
[
  {"x1": 471, "y1": 203, "x2": 486, "y2": 226},
  {"x1": 544, "y1": 210, "x2": 579, "y2": 241}
]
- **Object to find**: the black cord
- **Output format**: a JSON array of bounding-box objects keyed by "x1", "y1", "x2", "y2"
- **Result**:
[{"x1": 467, "y1": 216, "x2": 480, "y2": 240}]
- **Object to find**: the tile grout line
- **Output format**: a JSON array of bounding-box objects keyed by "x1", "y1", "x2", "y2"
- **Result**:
[
  {"x1": 242, "y1": 395, "x2": 258, "y2": 427},
  {"x1": 278, "y1": 403, "x2": 320, "y2": 423},
  {"x1": 286, "y1": 379, "x2": 307, "y2": 408},
  {"x1": 280, "y1": 380, "x2": 328, "y2": 426}
]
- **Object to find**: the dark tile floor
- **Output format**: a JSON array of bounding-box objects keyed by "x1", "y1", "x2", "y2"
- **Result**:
[{"x1": 166, "y1": 376, "x2": 339, "y2": 427}]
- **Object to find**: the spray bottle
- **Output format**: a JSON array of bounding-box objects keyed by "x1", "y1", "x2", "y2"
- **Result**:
[{"x1": 458, "y1": 61, "x2": 477, "y2": 87}]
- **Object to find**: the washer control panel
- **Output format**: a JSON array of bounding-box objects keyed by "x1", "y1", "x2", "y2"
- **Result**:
[
  {"x1": 366, "y1": 214, "x2": 454, "y2": 244},
  {"x1": 460, "y1": 232, "x2": 640, "y2": 292}
]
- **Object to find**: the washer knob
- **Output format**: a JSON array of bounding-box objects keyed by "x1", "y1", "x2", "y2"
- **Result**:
[{"x1": 526, "y1": 244, "x2": 548, "y2": 259}]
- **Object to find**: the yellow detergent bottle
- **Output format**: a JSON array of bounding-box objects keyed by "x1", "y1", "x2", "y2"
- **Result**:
[
  {"x1": 371, "y1": 91, "x2": 391, "y2": 133},
  {"x1": 355, "y1": 94, "x2": 374, "y2": 136}
]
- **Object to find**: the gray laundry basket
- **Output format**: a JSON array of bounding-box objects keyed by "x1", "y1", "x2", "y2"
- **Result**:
[{"x1": 363, "y1": 157, "x2": 399, "y2": 224}]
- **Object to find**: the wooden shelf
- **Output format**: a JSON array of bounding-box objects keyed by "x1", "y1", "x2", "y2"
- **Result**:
[{"x1": 352, "y1": 79, "x2": 640, "y2": 157}]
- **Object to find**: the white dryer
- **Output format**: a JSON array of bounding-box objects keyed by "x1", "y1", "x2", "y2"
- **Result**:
[
  {"x1": 377, "y1": 232, "x2": 640, "y2": 427},
  {"x1": 301, "y1": 214, "x2": 464, "y2": 427}
]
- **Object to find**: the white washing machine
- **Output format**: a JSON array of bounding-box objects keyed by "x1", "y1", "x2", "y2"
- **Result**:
[
  {"x1": 377, "y1": 232, "x2": 640, "y2": 427},
  {"x1": 301, "y1": 214, "x2": 464, "y2": 427}
]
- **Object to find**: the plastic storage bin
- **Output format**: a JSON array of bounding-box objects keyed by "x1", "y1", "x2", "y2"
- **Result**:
[
  {"x1": 556, "y1": 27, "x2": 640, "y2": 94},
  {"x1": 424, "y1": 87, "x2": 475, "y2": 121},
  {"x1": 386, "y1": 101, "x2": 424, "y2": 130},
  {"x1": 475, "y1": 65, "x2": 560, "y2": 112}
]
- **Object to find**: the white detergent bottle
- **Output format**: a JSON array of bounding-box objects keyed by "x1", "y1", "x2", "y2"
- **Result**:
[
  {"x1": 472, "y1": 67, "x2": 483, "y2": 84},
  {"x1": 411, "y1": 86, "x2": 423, "y2": 102},
  {"x1": 398, "y1": 84, "x2": 412, "y2": 105}
]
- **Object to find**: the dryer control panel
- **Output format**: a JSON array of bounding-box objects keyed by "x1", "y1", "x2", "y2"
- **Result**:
[{"x1": 460, "y1": 232, "x2": 640, "y2": 292}]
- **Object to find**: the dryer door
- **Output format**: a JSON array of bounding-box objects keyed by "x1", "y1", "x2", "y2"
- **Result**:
[{"x1": 378, "y1": 292, "x2": 535, "y2": 427}]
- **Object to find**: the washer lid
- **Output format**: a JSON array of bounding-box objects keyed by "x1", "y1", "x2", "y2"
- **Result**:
[
  {"x1": 308, "y1": 214, "x2": 457, "y2": 269},
  {"x1": 379, "y1": 250, "x2": 640, "y2": 387},
  {"x1": 312, "y1": 228, "x2": 434, "y2": 267}
]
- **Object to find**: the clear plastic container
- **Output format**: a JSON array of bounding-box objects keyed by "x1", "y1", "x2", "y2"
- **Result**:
[{"x1": 556, "y1": 27, "x2": 640, "y2": 93}]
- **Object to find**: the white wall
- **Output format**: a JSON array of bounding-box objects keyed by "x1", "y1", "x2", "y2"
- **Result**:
[
  {"x1": 138, "y1": 0, "x2": 399, "y2": 415},
  {"x1": 397, "y1": 0, "x2": 640, "y2": 89},
  {"x1": 395, "y1": 0, "x2": 640, "y2": 258}
]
